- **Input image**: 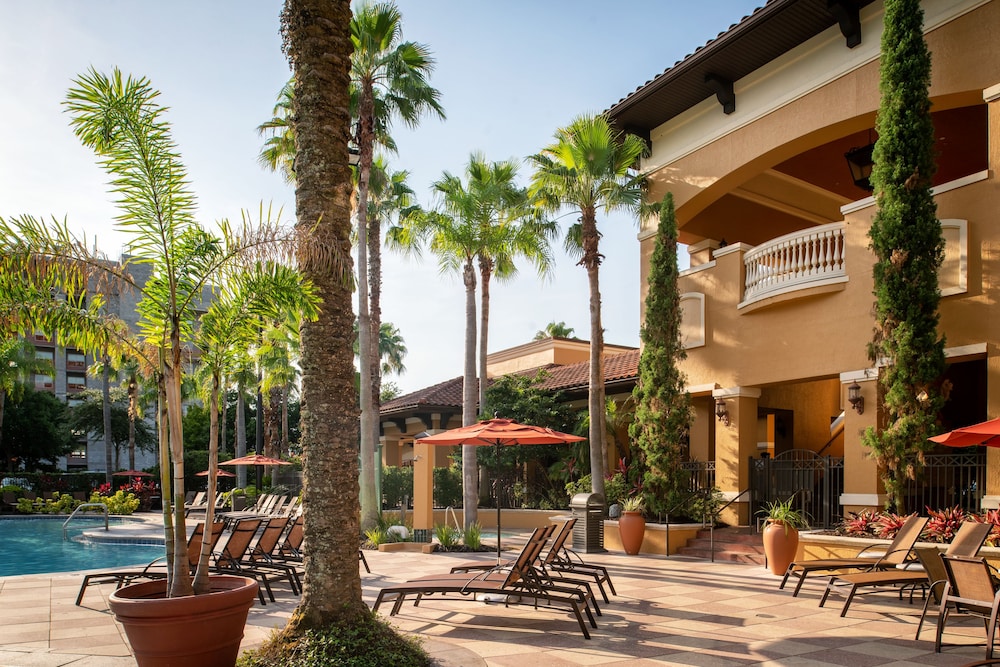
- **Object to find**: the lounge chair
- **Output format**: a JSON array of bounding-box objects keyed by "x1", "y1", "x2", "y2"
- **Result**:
[
  {"x1": 818, "y1": 521, "x2": 993, "y2": 618},
  {"x1": 214, "y1": 518, "x2": 299, "y2": 604},
  {"x1": 75, "y1": 521, "x2": 225, "y2": 606},
  {"x1": 539, "y1": 518, "x2": 617, "y2": 602},
  {"x1": 935, "y1": 555, "x2": 1000, "y2": 660},
  {"x1": 780, "y1": 514, "x2": 929, "y2": 596},
  {"x1": 374, "y1": 527, "x2": 599, "y2": 639},
  {"x1": 245, "y1": 516, "x2": 301, "y2": 594}
]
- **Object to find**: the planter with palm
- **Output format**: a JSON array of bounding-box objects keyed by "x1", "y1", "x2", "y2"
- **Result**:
[
  {"x1": 759, "y1": 498, "x2": 809, "y2": 576},
  {"x1": 618, "y1": 495, "x2": 647, "y2": 555}
]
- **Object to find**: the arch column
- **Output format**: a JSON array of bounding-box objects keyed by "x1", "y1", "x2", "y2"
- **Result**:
[
  {"x1": 839, "y1": 370, "x2": 881, "y2": 513},
  {"x1": 712, "y1": 386, "x2": 760, "y2": 525}
]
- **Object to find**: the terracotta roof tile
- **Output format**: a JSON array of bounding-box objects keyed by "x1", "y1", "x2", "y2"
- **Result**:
[{"x1": 380, "y1": 349, "x2": 640, "y2": 416}]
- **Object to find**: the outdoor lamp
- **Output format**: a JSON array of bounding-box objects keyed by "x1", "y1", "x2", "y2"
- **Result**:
[
  {"x1": 848, "y1": 381, "x2": 864, "y2": 414},
  {"x1": 845, "y1": 142, "x2": 875, "y2": 191},
  {"x1": 715, "y1": 398, "x2": 730, "y2": 426}
]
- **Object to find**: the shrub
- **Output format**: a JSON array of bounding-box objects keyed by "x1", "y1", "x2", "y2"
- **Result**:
[
  {"x1": 364, "y1": 527, "x2": 388, "y2": 548},
  {"x1": 838, "y1": 509, "x2": 880, "y2": 537},
  {"x1": 89, "y1": 490, "x2": 140, "y2": 515},
  {"x1": 382, "y1": 466, "x2": 413, "y2": 509},
  {"x1": 925, "y1": 506, "x2": 966, "y2": 543},
  {"x1": 463, "y1": 522, "x2": 482, "y2": 550},
  {"x1": 432, "y1": 467, "x2": 462, "y2": 508},
  {"x1": 237, "y1": 609, "x2": 429, "y2": 667},
  {"x1": 433, "y1": 523, "x2": 461, "y2": 548},
  {"x1": 872, "y1": 512, "x2": 908, "y2": 539}
]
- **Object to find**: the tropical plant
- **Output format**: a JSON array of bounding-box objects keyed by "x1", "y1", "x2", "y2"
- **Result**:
[
  {"x1": 861, "y1": 0, "x2": 947, "y2": 513},
  {"x1": 924, "y1": 506, "x2": 966, "y2": 543},
  {"x1": 463, "y1": 522, "x2": 482, "y2": 550},
  {"x1": 621, "y1": 495, "x2": 645, "y2": 513},
  {"x1": 630, "y1": 193, "x2": 692, "y2": 517},
  {"x1": 837, "y1": 509, "x2": 881, "y2": 537},
  {"x1": 256, "y1": 79, "x2": 296, "y2": 183},
  {"x1": 433, "y1": 523, "x2": 461, "y2": 548},
  {"x1": 529, "y1": 113, "x2": 649, "y2": 498},
  {"x1": 0, "y1": 338, "x2": 54, "y2": 451},
  {"x1": 759, "y1": 498, "x2": 809, "y2": 535},
  {"x1": 534, "y1": 321, "x2": 575, "y2": 340}
]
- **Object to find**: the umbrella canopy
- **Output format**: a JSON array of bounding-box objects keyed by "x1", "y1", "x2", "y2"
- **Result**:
[
  {"x1": 219, "y1": 454, "x2": 291, "y2": 466},
  {"x1": 930, "y1": 417, "x2": 1000, "y2": 448},
  {"x1": 112, "y1": 469, "x2": 152, "y2": 477},
  {"x1": 417, "y1": 418, "x2": 584, "y2": 561},
  {"x1": 196, "y1": 469, "x2": 236, "y2": 477}
]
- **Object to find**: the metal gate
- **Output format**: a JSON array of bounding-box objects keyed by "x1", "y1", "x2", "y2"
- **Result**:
[{"x1": 750, "y1": 450, "x2": 844, "y2": 529}]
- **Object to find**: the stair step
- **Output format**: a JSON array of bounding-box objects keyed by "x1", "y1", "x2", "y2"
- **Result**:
[{"x1": 676, "y1": 526, "x2": 767, "y2": 565}]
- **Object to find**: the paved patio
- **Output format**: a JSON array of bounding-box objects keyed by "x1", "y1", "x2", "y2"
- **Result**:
[{"x1": 0, "y1": 534, "x2": 996, "y2": 666}]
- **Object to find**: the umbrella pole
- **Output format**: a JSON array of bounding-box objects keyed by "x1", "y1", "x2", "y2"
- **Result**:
[{"x1": 496, "y1": 441, "x2": 502, "y2": 565}]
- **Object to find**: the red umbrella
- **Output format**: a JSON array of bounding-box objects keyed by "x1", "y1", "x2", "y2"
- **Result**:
[
  {"x1": 219, "y1": 454, "x2": 291, "y2": 466},
  {"x1": 417, "y1": 418, "x2": 585, "y2": 561},
  {"x1": 112, "y1": 469, "x2": 152, "y2": 477},
  {"x1": 930, "y1": 417, "x2": 1000, "y2": 448},
  {"x1": 196, "y1": 469, "x2": 236, "y2": 477}
]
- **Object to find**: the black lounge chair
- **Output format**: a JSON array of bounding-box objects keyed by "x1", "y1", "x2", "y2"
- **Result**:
[
  {"x1": 374, "y1": 527, "x2": 598, "y2": 639},
  {"x1": 214, "y1": 517, "x2": 299, "y2": 604}
]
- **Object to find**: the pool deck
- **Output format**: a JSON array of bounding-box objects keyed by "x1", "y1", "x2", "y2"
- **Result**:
[{"x1": 0, "y1": 519, "x2": 996, "y2": 666}]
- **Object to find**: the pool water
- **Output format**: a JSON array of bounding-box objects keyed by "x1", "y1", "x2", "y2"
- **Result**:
[{"x1": 0, "y1": 517, "x2": 164, "y2": 577}]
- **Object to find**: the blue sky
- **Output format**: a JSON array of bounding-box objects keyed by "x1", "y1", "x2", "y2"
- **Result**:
[{"x1": 0, "y1": 1, "x2": 761, "y2": 394}]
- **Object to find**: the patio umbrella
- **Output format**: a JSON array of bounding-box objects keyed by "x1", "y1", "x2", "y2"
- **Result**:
[
  {"x1": 219, "y1": 454, "x2": 291, "y2": 466},
  {"x1": 111, "y1": 470, "x2": 152, "y2": 477},
  {"x1": 417, "y1": 417, "x2": 585, "y2": 562},
  {"x1": 929, "y1": 417, "x2": 1000, "y2": 448},
  {"x1": 196, "y1": 469, "x2": 236, "y2": 477}
]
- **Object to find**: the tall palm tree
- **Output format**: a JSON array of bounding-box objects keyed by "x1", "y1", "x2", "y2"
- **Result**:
[
  {"x1": 256, "y1": 80, "x2": 296, "y2": 183},
  {"x1": 280, "y1": 0, "x2": 366, "y2": 627},
  {"x1": 529, "y1": 113, "x2": 648, "y2": 498},
  {"x1": 259, "y1": 312, "x2": 305, "y2": 458},
  {"x1": 351, "y1": 0, "x2": 444, "y2": 531},
  {"x1": 389, "y1": 153, "x2": 551, "y2": 527},
  {"x1": 353, "y1": 318, "x2": 408, "y2": 376}
]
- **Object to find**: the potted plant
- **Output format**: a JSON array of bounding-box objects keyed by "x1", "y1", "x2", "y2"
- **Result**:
[
  {"x1": 7, "y1": 69, "x2": 314, "y2": 667},
  {"x1": 618, "y1": 495, "x2": 646, "y2": 555},
  {"x1": 759, "y1": 497, "x2": 809, "y2": 576}
]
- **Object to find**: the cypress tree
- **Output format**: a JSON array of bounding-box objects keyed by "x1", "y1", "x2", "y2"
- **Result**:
[
  {"x1": 862, "y1": 0, "x2": 947, "y2": 513},
  {"x1": 629, "y1": 193, "x2": 691, "y2": 516}
]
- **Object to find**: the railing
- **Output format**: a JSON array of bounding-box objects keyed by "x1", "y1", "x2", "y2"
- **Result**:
[
  {"x1": 709, "y1": 489, "x2": 751, "y2": 562},
  {"x1": 742, "y1": 222, "x2": 846, "y2": 305},
  {"x1": 444, "y1": 505, "x2": 462, "y2": 532},
  {"x1": 63, "y1": 503, "x2": 109, "y2": 540}
]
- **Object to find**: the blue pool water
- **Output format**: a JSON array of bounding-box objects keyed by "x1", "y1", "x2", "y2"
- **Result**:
[{"x1": 0, "y1": 517, "x2": 164, "y2": 577}]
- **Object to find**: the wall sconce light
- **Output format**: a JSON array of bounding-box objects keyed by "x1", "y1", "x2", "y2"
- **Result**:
[
  {"x1": 845, "y1": 141, "x2": 875, "y2": 192},
  {"x1": 715, "y1": 398, "x2": 730, "y2": 426},
  {"x1": 848, "y1": 381, "x2": 865, "y2": 414}
]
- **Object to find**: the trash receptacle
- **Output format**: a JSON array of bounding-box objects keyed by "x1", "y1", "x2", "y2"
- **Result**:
[{"x1": 570, "y1": 492, "x2": 605, "y2": 553}]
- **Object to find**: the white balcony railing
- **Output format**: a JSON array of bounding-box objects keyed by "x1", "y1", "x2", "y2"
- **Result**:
[{"x1": 742, "y1": 222, "x2": 846, "y2": 305}]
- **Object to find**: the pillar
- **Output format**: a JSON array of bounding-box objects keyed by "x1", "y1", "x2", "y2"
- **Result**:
[
  {"x1": 712, "y1": 386, "x2": 760, "y2": 525},
  {"x1": 839, "y1": 370, "x2": 881, "y2": 513}
]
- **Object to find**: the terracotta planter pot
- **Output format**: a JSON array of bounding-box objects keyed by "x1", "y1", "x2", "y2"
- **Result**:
[
  {"x1": 762, "y1": 522, "x2": 799, "y2": 576},
  {"x1": 109, "y1": 575, "x2": 258, "y2": 667},
  {"x1": 618, "y1": 511, "x2": 646, "y2": 555}
]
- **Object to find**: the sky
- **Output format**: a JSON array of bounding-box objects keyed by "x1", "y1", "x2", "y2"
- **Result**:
[{"x1": 0, "y1": 1, "x2": 762, "y2": 395}]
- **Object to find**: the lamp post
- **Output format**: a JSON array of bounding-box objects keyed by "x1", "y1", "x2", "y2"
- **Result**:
[{"x1": 845, "y1": 142, "x2": 875, "y2": 191}]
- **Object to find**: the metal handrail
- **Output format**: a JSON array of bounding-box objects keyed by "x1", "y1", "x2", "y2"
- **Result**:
[
  {"x1": 709, "y1": 488, "x2": 752, "y2": 562},
  {"x1": 63, "y1": 503, "x2": 109, "y2": 540},
  {"x1": 444, "y1": 505, "x2": 462, "y2": 532}
]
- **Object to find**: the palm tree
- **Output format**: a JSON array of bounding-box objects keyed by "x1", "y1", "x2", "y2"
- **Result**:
[
  {"x1": 351, "y1": 0, "x2": 444, "y2": 531},
  {"x1": 0, "y1": 338, "x2": 53, "y2": 450},
  {"x1": 280, "y1": 0, "x2": 367, "y2": 627},
  {"x1": 259, "y1": 312, "x2": 305, "y2": 458},
  {"x1": 193, "y1": 261, "x2": 317, "y2": 593},
  {"x1": 529, "y1": 113, "x2": 648, "y2": 498},
  {"x1": 256, "y1": 80, "x2": 296, "y2": 183},
  {"x1": 353, "y1": 318, "x2": 408, "y2": 376},
  {"x1": 534, "y1": 321, "x2": 575, "y2": 340}
]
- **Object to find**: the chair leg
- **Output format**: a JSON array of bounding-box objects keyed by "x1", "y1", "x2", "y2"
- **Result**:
[
  {"x1": 359, "y1": 549, "x2": 370, "y2": 573},
  {"x1": 840, "y1": 585, "x2": 860, "y2": 617}
]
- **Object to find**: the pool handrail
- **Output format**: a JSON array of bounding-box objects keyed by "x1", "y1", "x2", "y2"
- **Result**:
[{"x1": 63, "y1": 503, "x2": 109, "y2": 540}]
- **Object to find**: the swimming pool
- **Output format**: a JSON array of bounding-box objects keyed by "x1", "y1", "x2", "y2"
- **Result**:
[{"x1": 0, "y1": 516, "x2": 164, "y2": 577}]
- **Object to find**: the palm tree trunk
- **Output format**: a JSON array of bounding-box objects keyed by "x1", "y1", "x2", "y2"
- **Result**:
[
  {"x1": 478, "y1": 260, "x2": 492, "y2": 505},
  {"x1": 356, "y1": 82, "x2": 379, "y2": 532},
  {"x1": 127, "y1": 376, "x2": 137, "y2": 470},
  {"x1": 282, "y1": 0, "x2": 365, "y2": 628},
  {"x1": 102, "y1": 353, "x2": 113, "y2": 484},
  {"x1": 280, "y1": 384, "x2": 289, "y2": 457},
  {"x1": 462, "y1": 259, "x2": 479, "y2": 528},
  {"x1": 581, "y1": 209, "x2": 607, "y2": 499},
  {"x1": 369, "y1": 207, "x2": 383, "y2": 514},
  {"x1": 236, "y1": 384, "x2": 247, "y2": 488}
]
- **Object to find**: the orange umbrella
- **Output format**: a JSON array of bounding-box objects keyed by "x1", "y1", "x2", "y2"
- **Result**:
[
  {"x1": 219, "y1": 454, "x2": 291, "y2": 466},
  {"x1": 417, "y1": 418, "x2": 584, "y2": 560},
  {"x1": 196, "y1": 469, "x2": 236, "y2": 477},
  {"x1": 930, "y1": 417, "x2": 1000, "y2": 448}
]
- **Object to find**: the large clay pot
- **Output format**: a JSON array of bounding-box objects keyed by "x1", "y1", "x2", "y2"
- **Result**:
[
  {"x1": 762, "y1": 521, "x2": 799, "y2": 576},
  {"x1": 618, "y1": 511, "x2": 646, "y2": 555},
  {"x1": 109, "y1": 575, "x2": 258, "y2": 667}
]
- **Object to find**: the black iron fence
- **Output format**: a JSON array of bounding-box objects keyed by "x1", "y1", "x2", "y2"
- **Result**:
[{"x1": 901, "y1": 451, "x2": 986, "y2": 515}]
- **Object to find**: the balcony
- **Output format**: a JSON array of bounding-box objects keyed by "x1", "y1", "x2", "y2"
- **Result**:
[{"x1": 740, "y1": 222, "x2": 847, "y2": 309}]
